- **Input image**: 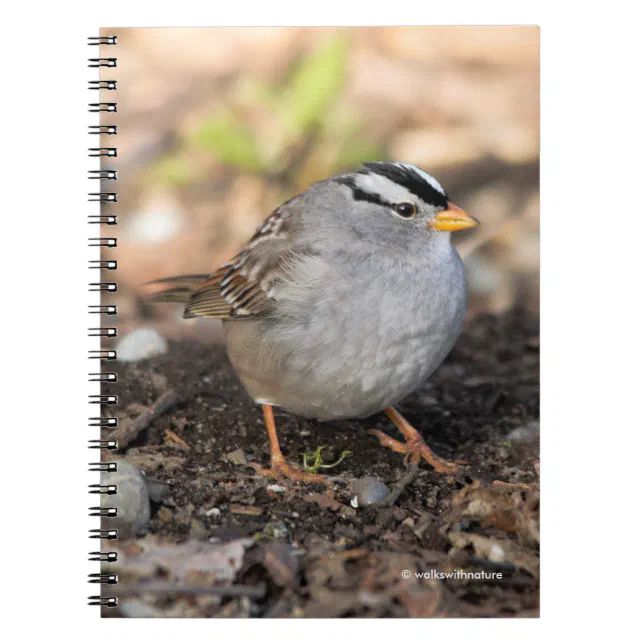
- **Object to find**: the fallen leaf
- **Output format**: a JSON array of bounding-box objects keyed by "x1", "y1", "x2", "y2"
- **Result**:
[{"x1": 111, "y1": 537, "x2": 253, "y2": 583}]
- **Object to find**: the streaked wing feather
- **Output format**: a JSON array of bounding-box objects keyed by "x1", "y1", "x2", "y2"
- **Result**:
[
  {"x1": 184, "y1": 207, "x2": 296, "y2": 319},
  {"x1": 145, "y1": 274, "x2": 211, "y2": 304}
]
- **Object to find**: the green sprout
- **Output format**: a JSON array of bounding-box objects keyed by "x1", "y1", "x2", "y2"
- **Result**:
[{"x1": 301, "y1": 445, "x2": 352, "y2": 473}]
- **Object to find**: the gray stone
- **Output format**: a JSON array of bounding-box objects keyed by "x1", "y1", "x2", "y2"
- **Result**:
[
  {"x1": 101, "y1": 459, "x2": 151, "y2": 539},
  {"x1": 350, "y1": 477, "x2": 390, "y2": 506},
  {"x1": 146, "y1": 478, "x2": 170, "y2": 504},
  {"x1": 116, "y1": 328, "x2": 168, "y2": 363}
]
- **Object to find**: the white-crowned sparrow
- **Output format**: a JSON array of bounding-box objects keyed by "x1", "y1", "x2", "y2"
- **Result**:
[{"x1": 149, "y1": 162, "x2": 479, "y2": 484}]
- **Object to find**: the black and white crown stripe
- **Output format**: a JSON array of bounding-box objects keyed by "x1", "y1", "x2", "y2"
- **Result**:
[
  {"x1": 337, "y1": 161, "x2": 449, "y2": 211},
  {"x1": 88, "y1": 34, "x2": 119, "y2": 609}
]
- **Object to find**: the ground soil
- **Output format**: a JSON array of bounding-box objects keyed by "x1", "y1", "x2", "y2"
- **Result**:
[{"x1": 102, "y1": 310, "x2": 539, "y2": 618}]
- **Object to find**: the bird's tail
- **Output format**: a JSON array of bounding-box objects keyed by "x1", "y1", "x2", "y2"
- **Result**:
[{"x1": 143, "y1": 274, "x2": 210, "y2": 304}]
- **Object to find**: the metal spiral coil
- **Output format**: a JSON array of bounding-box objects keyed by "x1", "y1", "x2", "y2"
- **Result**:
[
  {"x1": 88, "y1": 281, "x2": 117, "y2": 292},
  {"x1": 88, "y1": 58, "x2": 117, "y2": 68},
  {"x1": 89, "y1": 508, "x2": 118, "y2": 519},
  {"x1": 89, "y1": 394, "x2": 118, "y2": 405},
  {"x1": 89, "y1": 169, "x2": 117, "y2": 180},
  {"x1": 89, "y1": 34, "x2": 120, "y2": 609},
  {"x1": 89, "y1": 529, "x2": 119, "y2": 540},
  {"x1": 88, "y1": 192, "x2": 117, "y2": 203},
  {"x1": 88, "y1": 102, "x2": 117, "y2": 113},
  {"x1": 88, "y1": 349, "x2": 116, "y2": 360},
  {"x1": 89, "y1": 417, "x2": 118, "y2": 428},
  {"x1": 88, "y1": 596, "x2": 118, "y2": 607},
  {"x1": 89, "y1": 125, "x2": 117, "y2": 135},
  {"x1": 89, "y1": 551, "x2": 118, "y2": 562},
  {"x1": 88, "y1": 147, "x2": 117, "y2": 157},
  {"x1": 88, "y1": 373, "x2": 118, "y2": 383},
  {"x1": 88, "y1": 214, "x2": 117, "y2": 225},
  {"x1": 89, "y1": 462, "x2": 118, "y2": 472},
  {"x1": 88, "y1": 327, "x2": 118, "y2": 338},
  {"x1": 89, "y1": 260, "x2": 117, "y2": 271},
  {"x1": 89, "y1": 80, "x2": 118, "y2": 90},
  {"x1": 89, "y1": 304, "x2": 118, "y2": 315},
  {"x1": 88, "y1": 238, "x2": 117, "y2": 248},
  {"x1": 89, "y1": 573, "x2": 119, "y2": 584},
  {"x1": 88, "y1": 36, "x2": 117, "y2": 46},
  {"x1": 88, "y1": 439, "x2": 118, "y2": 450}
]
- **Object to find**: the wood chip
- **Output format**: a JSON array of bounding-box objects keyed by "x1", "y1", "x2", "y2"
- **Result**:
[
  {"x1": 225, "y1": 447, "x2": 247, "y2": 465},
  {"x1": 303, "y1": 493, "x2": 341, "y2": 511},
  {"x1": 164, "y1": 428, "x2": 190, "y2": 450},
  {"x1": 229, "y1": 504, "x2": 263, "y2": 517}
]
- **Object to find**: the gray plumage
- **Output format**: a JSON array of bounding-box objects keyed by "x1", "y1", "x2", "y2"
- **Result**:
[{"x1": 150, "y1": 162, "x2": 476, "y2": 422}]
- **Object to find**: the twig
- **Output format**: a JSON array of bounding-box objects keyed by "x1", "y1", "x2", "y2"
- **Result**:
[
  {"x1": 377, "y1": 464, "x2": 420, "y2": 507},
  {"x1": 492, "y1": 480, "x2": 536, "y2": 491},
  {"x1": 111, "y1": 390, "x2": 181, "y2": 451},
  {"x1": 117, "y1": 582, "x2": 266, "y2": 599}
]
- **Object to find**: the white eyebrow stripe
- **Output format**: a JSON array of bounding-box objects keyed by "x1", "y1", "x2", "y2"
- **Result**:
[
  {"x1": 353, "y1": 172, "x2": 417, "y2": 203},
  {"x1": 394, "y1": 162, "x2": 446, "y2": 196}
]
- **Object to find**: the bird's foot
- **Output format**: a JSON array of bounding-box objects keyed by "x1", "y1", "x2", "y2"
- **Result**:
[
  {"x1": 368, "y1": 429, "x2": 465, "y2": 474},
  {"x1": 249, "y1": 454, "x2": 333, "y2": 486}
]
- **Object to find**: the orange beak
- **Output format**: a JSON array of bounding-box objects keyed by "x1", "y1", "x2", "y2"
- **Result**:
[{"x1": 432, "y1": 202, "x2": 479, "y2": 232}]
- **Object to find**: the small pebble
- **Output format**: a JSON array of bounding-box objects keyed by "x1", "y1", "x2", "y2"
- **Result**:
[
  {"x1": 340, "y1": 506, "x2": 357, "y2": 519},
  {"x1": 116, "y1": 328, "x2": 168, "y2": 363},
  {"x1": 507, "y1": 421, "x2": 540, "y2": 446},
  {"x1": 146, "y1": 479, "x2": 169, "y2": 504},
  {"x1": 149, "y1": 372, "x2": 168, "y2": 392},
  {"x1": 489, "y1": 543, "x2": 506, "y2": 563},
  {"x1": 157, "y1": 507, "x2": 173, "y2": 523},
  {"x1": 350, "y1": 477, "x2": 390, "y2": 506},
  {"x1": 101, "y1": 459, "x2": 151, "y2": 539},
  {"x1": 205, "y1": 507, "x2": 221, "y2": 518},
  {"x1": 261, "y1": 521, "x2": 289, "y2": 540},
  {"x1": 225, "y1": 447, "x2": 248, "y2": 466}
]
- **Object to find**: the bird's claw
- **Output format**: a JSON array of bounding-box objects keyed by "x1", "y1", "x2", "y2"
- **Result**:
[
  {"x1": 249, "y1": 454, "x2": 333, "y2": 486},
  {"x1": 368, "y1": 429, "x2": 464, "y2": 474}
]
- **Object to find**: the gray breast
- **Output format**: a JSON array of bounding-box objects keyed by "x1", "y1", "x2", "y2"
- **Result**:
[{"x1": 224, "y1": 245, "x2": 466, "y2": 420}]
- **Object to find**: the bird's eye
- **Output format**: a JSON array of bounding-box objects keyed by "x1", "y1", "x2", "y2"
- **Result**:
[{"x1": 394, "y1": 202, "x2": 416, "y2": 218}]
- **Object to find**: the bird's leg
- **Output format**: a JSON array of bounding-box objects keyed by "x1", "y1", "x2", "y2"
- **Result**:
[
  {"x1": 368, "y1": 407, "x2": 464, "y2": 474},
  {"x1": 249, "y1": 404, "x2": 332, "y2": 486}
]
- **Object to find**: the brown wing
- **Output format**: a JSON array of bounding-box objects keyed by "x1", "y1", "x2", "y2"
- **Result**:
[
  {"x1": 183, "y1": 207, "x2": 296, "y2": 320},
  {"x1": 144, "y1": 274, "x2": 211, "y2": 304},
  {"x1": 183, "y1": 261, "x2": 271, "y2": 319}
]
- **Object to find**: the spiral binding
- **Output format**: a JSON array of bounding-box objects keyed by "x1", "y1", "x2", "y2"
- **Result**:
[{"x1": 88, "y1": 34, "x2": 119, "y2": 609}]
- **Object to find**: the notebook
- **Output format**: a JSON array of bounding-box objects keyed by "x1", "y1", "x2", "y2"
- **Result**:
[{"x1": 89, "y1": 26, "x2": 540, "y2": 617}]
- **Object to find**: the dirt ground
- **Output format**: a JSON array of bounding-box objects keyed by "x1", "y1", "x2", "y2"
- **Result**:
[{"x1": 101, "y1": 310, "x2": 539, "y2": 618}]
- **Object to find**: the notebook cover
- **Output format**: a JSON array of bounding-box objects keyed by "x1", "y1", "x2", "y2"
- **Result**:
[{"x1": 90, "y1": 26, "x2": 540, "y2": 617}]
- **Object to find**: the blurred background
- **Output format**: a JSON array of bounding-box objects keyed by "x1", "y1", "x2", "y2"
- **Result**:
[{"x1": 101, "y1": 26, "x2": 539, "y2": 341}]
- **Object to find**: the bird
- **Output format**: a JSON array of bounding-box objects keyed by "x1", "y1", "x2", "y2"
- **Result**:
[{"x1": 147, "y1": 162, "x2": 479, "y2": 485}]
